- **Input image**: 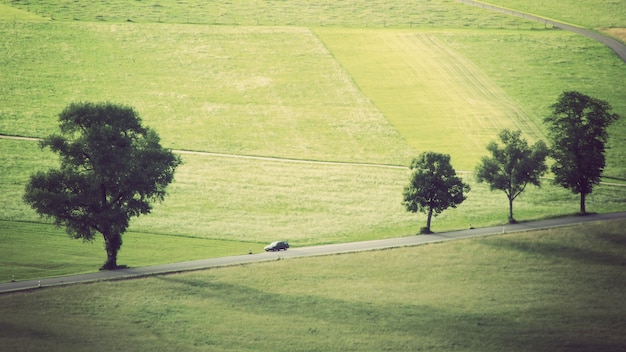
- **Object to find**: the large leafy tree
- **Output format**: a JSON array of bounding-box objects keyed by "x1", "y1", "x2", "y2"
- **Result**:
[
  {"x1": 544, "y1": 91, "x2": 619, "y2": 214},
  {"x1": 24, "y1": 102, "x2": 182, "y2": 270},
  {"x1": 402, "y1": 152, "x2": 470, "y2": 234},
  {"x1": 475, "y1": 129, "x2": 548, "y2": 224}
]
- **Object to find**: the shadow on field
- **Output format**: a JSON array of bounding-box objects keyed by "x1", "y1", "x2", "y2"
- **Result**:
[
  {"x1": 481, "y1": 231, "x2": 626, "y2": 267},
  {"x1": 154, "y1": 274, "x2": 625, "y2": 351}
]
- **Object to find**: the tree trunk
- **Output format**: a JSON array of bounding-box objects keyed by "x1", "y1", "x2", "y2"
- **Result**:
[
  {"x1": 580, "y1": 192, "x2": 587, "y2": 214},
  {"x1": 424, "y1": 207, "x2": 433, "y2": 234},
  {"x1": 508, "y1": 196, "x2": 516, "y2": 224},
  {"x1": 101, "y1": 232, "x2": 122, "y2": 270}
]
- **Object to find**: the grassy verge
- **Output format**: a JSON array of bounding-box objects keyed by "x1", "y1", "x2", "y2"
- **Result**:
[
  {"x1": 5, "y1": 137, "x2": 625, "y2": 240},
  {"x1": 0, "y1": 220, "x2": 264, "y2": 283},
  {"x1": 1, "y1": 219, "x2": 624, "y2": 351}
]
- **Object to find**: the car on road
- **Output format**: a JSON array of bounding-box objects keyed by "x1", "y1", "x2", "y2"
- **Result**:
[{"x1": 264, "y1": 241, "x2": 289, "y2": 252}]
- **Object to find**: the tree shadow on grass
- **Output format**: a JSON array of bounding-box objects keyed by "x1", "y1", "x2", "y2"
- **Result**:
[
  {"x1": 154, "y1": 274, "x2": 626, "y2": 351},
  {"x1": 481, "y1": 231, "x2": 626, "y2": 267}
]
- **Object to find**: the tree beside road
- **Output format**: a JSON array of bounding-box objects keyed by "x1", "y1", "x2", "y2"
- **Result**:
[
  {"x1": 475, "y1": 129, "x2": 548, "y2": 224},
  {"x1": 24, "y1": 102, "x2": 182, "y2": 270},
  {"x1": 403, "y1": 152, "x2": 470, "y2": 234},
  {"x1": 544, "y1": 91, "x2": 619, "y2": 214}
]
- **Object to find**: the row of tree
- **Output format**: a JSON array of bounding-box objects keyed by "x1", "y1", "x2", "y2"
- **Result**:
[
  {"x1": 21, "y1": 91, "x2": 618, "y2": 269},
  {"x1": 403, "y1": 91, "x2": 620, "y2": 233}
]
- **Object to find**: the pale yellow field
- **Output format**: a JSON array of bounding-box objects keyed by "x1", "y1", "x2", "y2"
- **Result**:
[{"x1": 315, "y1": 28, "x2": 545, "y2": 170}]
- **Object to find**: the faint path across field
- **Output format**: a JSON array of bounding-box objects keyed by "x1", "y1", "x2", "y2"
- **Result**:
[
  {"x1": 4, "y1": 134, "x2": 626, "y2": 187},
  {"x1": 1, "y1": 211, "x2": 625, "y2": 294},
  {"x1": 176, "y1": 149, "x2": 407, "y2": 169},
  {"x1": 458, "y1": 0, "x2": 626, "y2": 64},
  {"x1": 0, "y1": 133, "x2": 405, "y2": 169}
]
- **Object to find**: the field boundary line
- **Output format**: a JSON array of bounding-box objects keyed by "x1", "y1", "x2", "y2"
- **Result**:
[
  {"x1": 0, "y1": 133, "x2": 407, "y2": 170},
  {"x1": 4, "y1": 134, "x2": 626, "y2": 185},
  {"x1": 176, "y1": 149, "x2": 408, "y2": 169}
]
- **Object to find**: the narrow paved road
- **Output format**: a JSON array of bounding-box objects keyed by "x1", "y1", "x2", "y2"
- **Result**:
[
  {"x1": 458, "y1": 0, "x2": 626, "y2": 64},
  {"x1": 2, "y1": 211, "x2": 625, "y2": 294}
]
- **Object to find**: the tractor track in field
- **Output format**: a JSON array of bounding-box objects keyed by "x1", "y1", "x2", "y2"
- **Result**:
[
  {"x1": 420, "y1": 34, "x2": 544, "y2": 143},
  {"x1": 458, "y1": 0, "x2": 626, "y2": 64}
]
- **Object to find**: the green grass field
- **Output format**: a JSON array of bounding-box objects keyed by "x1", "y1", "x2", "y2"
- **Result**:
[
  {"x1": 4, "y1": 136, "x2": 626, "y2": 282},
  {"x1": 1, "y1": 1, "x2": 626, "y2": 350},
  {"x1": 0, "y1": 20, "x2": 414, "y2": 164},
  {"x1": 481, "y1": 0, "x2": 626, "y2": 29},
  {"x1": 2, "y1": 0, "x2": 626, "y2": 280},
  {"x1": 1, "y1": 219, "x2": 625, "y2": 351},
  {"x1": 4, "y1": 0, "x2": 538, "y2": 28},
  {"x1": 0, "y1": 220, "x2": 264, "y2": 282}
]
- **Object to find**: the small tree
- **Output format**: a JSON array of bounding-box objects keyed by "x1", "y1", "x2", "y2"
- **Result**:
[
  {"x1": 24, "y1": 102, "x2": 182, "y2": 270},
  {"x1": 402, "y1": 152, "x2": 470, "y2": 234},
  {"x1": 544, "y1": 91, "x2": 619, "y2": 214},
  {"x1": 475, "y1": 129, "x2": 548, "y2": 223}
]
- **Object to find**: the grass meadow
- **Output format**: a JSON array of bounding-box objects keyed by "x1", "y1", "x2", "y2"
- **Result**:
[
  {"x1": 2, "y1": 1, "x2": 626, "y2": 280},
  {"x1": 3, "y1": 136, "x2": 626, "y2": 282},
  {"x1": 4, "y1": 0, "x2": 539, "y2": 28},
  {"x1": 0, "y1": 20, "x2": 413, "y2": 164},
  {"x1": 1, "y1": 1, "x2": 626, "y2": 350},
  {"x1": 1, "y1": 219, "x2": 625, "y2": 351}
]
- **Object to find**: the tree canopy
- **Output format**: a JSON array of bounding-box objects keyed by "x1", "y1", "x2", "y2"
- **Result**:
[
  {"x1": 544, "y1": 91, "x2": 619, "y2": 214},
  {"x1": 402, "y1": 152, "x2": 469, "y2": 234},
  {"x1": 24, "y1": 102, "x2": 182, "y2": 270},
  {"x1": 475, "y1": 129, "x2": 548, "y2": 223}
]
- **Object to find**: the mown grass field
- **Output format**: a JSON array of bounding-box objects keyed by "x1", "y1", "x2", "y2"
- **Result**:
[
  {"x1": 315, "y1": 28, "x2": 545, "y2": 169},
  {"x1": 1, "y1": 0, "x2": 626, "y2": 279},
  {"x1": 1, "y1": 219, "x2": 625, "y2": 351}
]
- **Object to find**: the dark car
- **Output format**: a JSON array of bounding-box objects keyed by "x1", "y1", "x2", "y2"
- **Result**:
[{"x1": 264, "y1": 241, "x2": 289, "y2": 252}]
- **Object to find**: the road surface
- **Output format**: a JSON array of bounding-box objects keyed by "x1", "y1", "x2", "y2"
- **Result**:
[{"x1": 2, "y1": 211, "x2": 625, "y2": 294}]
